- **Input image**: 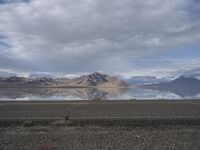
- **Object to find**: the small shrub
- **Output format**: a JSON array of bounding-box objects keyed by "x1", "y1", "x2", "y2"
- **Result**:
[
  {"x1": 22, "y1": 120, "x2": 34, "y2": 127},
  {"x1": 93, "y1": 97, "x2": 102, "y2": 101},
  {"x1": 65, "y1": 116, "x2": 69, "y2": 122}
]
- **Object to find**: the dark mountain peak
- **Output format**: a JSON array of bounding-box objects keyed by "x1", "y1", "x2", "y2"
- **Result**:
[
  {"x1": 33, "y1": 77, "x2": 54, "y2": 82},
  {"x1": 1, "y1": 76, "x2": 28, "y2": 84},
  {"x1": 172, "y1": 76, "x2": 199, "y2": 84},
  {"x1": 88, "y1": 72, "x2": 108, "y2": 80},
  {"x1": 72, "y1": 72, "x2": 127, "y2": 87},
  {"x1": 179, "y1": 75, "x2": 187, "y2": 79},
  {"x1": 75, "y1": 72, "x2": 109, "y2": 86},
  {"x1": 178, "y1": 75, "x2": 195, "y2": 79},
  {"x1": 89, "y1": 72, "x2": 107, "y2": 76},
  {"x1": 142, "y1": 75, "x2": 200, "y2": 97},
  {"x1": 6, "y1": 76, "x2": 26, "y2": 81}
]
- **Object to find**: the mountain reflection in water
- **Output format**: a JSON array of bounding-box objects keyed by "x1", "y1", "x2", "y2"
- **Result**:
[
  {"x1": 0, "y1": 88, "x2": 127, "y2": 100},
  {"x1": 0, "y1": 87, "x2": 200, "y2": 100}
]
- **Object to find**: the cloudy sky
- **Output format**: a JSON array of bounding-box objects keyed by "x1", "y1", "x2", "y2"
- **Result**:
[{"x1": 0, "y1": 0, "x2": 200, "y2": 78}]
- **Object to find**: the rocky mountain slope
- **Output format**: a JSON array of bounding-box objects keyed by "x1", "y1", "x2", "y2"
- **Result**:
[{"x1": 0, "y1": 72, "x2": 128, "y2": 88}]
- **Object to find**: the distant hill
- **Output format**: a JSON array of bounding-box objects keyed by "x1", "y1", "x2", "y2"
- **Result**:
[
  {"x1": 0, "y1": 72, "x2": 128, "y2": 88},
  {"x1": 53, "y1": 72, "x2": 128, "y2": 88},
  {"x1": 0, "y1": 76, "x2": 54, "y2": 87},
  {"x1": 142, "y1": 76, "x2": 200, "y2": 97},
  {"x1": 76, "y1": 72, "x2": 127, "y2": 87}
]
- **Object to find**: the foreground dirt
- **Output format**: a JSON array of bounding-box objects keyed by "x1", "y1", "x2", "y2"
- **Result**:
[
  {"x1": 0, "y1": 100, "x2": 200, "y2": 150},
  {"x1": 0, "y1": 125, "x2": 200, "y2": 150}
]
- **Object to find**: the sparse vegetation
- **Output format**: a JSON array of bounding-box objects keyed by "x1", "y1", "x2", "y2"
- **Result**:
[
  {"x1": 93, "y1": 97, "x2": 102, "y2": 101},
  {"x1": 22, "y1": 120, "x2": 34, "y2": 127}
]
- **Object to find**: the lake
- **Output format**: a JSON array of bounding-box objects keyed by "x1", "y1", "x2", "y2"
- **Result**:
[{"x1": 0, "y1": 87, "x2": 200, "y2": 100}]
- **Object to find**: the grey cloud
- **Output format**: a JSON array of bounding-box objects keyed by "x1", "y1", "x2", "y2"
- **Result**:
[
  {"x1": 183, "y1": 67, "x2": 200, "y2": 78},
  {"x1": 0, "y1": 71, "x2": 16, "y2": 77},
  {"x1": 0, "y1": 0, "x2": 199, "y2": 75}
]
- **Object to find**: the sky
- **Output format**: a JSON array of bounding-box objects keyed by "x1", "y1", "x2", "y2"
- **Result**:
[{"x1": 0, "y1": 0, "x2": 200, "y2": 78}]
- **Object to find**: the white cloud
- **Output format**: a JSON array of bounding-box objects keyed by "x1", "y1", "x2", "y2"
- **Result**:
[
  {"x1": 0, "y1": 0, "x2": 199, "y2": 76},
  {"x1": 64, "y1": 73, "x2": 86, "y2": 79}
]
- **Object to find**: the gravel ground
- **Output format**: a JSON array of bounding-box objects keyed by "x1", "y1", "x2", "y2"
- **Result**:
[
  {"x1": 0, "y1": 100, "x2": 200, "y2": 150},
  {"x1": 0, "y1": 125, "x2": 200, "y2": 150}
]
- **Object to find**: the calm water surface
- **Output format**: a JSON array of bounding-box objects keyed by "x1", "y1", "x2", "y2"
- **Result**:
[{"x1": 0, "y1": 87, "x2": 200, "y2": 100}]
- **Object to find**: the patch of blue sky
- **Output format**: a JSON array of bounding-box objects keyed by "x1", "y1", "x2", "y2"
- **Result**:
[
  {"x1": 189, "y1": 0, "x2": 200, "y2": 20},
  {"x1": 0, "y1": 0, "x2": 29, "y2": 4},
  {"x1": 130, "y1": 44, "x2": 200, "y2": 70},
  {"x1": 161, "y1": 44, "x2": 200, "y2": 60},
  {"x1": 0, "y1": 41, "x2": 10, "y2": 47},
  {"x1": 0, "y1": 34, "x2": 11, "y2": 48}
]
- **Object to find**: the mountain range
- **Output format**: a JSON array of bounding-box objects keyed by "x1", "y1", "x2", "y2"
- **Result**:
[
  {"x1": 142, "y1": 76, "x2": 200, "y2": 97},
  {"x1": 0, "y1": 72, "x2": 128, "y2": 88}
]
